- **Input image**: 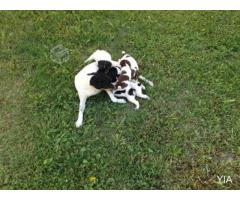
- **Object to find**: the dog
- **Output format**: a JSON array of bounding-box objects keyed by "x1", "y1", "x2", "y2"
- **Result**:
[
  {"x1": 75, "y1": 50, "x2": 126, "y2": 128},
  {"x1": 113, "y1": 52, "x2": 153, "y2": 109},
  {"x1": 75, "y1": 50, "x2": 154, "y2": 127}
]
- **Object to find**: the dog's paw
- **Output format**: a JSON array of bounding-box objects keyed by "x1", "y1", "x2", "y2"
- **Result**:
[
  {"x1": 134, "y1": 103, "x2": 140, "y2": 110},
  {"x1": 145, "y1": 95, "x2": 150, "y2": 100},
  {"x1": 140, "y1": 94, "x2": 150, "y2": 100},
  {"x1": 75, "y1": 120, "x2": 82, "y2": 128},
  {"x1": 134, "y1": 106, "x2": 140, "y2": 110},
  {"x1": 149, "y1": 81, "x2": 154, "y2": 87}
]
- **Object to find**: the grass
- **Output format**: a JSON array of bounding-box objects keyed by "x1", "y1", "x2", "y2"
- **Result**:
[{"x1": 0, "y1": 11, "x2": 240, "y2": 189}]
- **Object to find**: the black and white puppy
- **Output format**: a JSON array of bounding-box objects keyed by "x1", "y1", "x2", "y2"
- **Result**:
[{"x1": 113, "y1": 52, "x2": 152, "y2": 109}]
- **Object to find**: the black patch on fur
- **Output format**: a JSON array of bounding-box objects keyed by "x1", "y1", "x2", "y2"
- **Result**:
[
  {"x1": 114, "y1": 90, "x2": 126, "y2": 95},
  {"x1": 128, "y1": 88, "x2": 135, "y2": 95},
  {"x1": 115, "y1": 96, "x2": 127, "y2": 101},
  {"x1": 138, "y1": 82, "x2": 141, "y2": 86},
  {"x1": 87, "y1": 72, "x2": 96, "y2": 76}
]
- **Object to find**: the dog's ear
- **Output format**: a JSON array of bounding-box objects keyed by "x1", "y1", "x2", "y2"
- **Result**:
[
  {"x1": 120, "y1": 60, "x2": 126, "y2": 67},
  {"x1": 120, "y1": 59, "x2": 131, "y2": 67},
  {"x1": 98, "y1": 60, "x2": 112, "y2": 71}
]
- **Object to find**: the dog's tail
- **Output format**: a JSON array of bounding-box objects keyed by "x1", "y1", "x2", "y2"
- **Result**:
[
  {"x1": 139, "y1": 75, "x2": 154, "y2": 87},
  {"x1": 121, "y1": 51, "x2": 130, "y2": 57},
  {"x1": 85, "y1": 49, "x2": 112, "y2": 63}
]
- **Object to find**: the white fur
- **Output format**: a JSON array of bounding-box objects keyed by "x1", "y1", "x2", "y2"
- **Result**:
[{"x1": 85, "y1": 49, "x2": 112, "y2": 63}]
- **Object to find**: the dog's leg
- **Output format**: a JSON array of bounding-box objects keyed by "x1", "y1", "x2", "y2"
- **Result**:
[
  {"x1": 136, "y1": 89, "x2": 150, "y2": 100},
  {"x1": 131, "y1": 82, "x2": 150, "y2": 100},
  {"x1": 106, "y1": 90, "x2": 126, "y2": 103},
  {"x1": 124, "y1": 88, "x2": 139, "y2": 109},
  {"x1": 139, "y1": 75, "x2": 154, "y2": 87},
  {"x1": 76, "y1": 95, "x2": 87, "y2": 128},
  {"x1": 127, "y1": 95, "x2": 140, "y2": 109},
  {"x1": 136, "y1": 91, "x2": 150, "y2": 100},
  {"x1": 141, "y1": 83, "x2": 146, "y2": 90}
]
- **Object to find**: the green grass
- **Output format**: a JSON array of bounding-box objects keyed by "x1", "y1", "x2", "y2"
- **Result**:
[{"x1": 0, "y1": 11, "x2": 240, "y2": 189}]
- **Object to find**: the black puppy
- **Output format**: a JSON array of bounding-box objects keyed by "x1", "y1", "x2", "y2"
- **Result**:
[{"x1": 88, "y1": 60, "x2": 119, "y2": 89}]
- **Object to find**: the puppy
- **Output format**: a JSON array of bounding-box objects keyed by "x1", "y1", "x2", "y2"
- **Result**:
[
  {"x1": 113, "y1": 52, "x2": 152, "y2": 109},
  {"x1": 119, "y1": 52, "x2": 154, "y2": 87},
  {"x1": 75, "y1": 50, "x2": 125, "y2": 128},
  {"x1": 88, "y1": 60, "x2": 118, "y2": 89}
]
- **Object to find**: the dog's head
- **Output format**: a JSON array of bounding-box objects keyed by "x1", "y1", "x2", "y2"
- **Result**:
[
  {"x1": 118, "y1": 52, "x2": 139, "y2": 71},
  {"x1": 97, "y1": 60, "x2": 112, "y2": 72},
  {"x1": 119, "y1": 52, "x2": 140, "y2": 80}
]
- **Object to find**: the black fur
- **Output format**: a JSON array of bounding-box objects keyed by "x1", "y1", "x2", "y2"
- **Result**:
[
  {"x1": 90, "y1": 72, "x2": 114, "y2": 89},
  {"x1": 128, "y1": 88, "x2": 135, "y2": 95},
  {"x1": 98, "y1": 60, "x2": 112, "y2": 71},
  {"x1": 106, "y1": 67, "x2": 118, "y2": 83},
  {"x1": 114, "y1": 90, "x2": 126, "y2": 95},
  {"x1": 89, "y1": 60, "x2": 119, "y2": 90}
]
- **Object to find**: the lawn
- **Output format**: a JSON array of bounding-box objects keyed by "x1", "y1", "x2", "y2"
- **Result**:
[{"x1": 0, "y1": 11, "x2": 240, "y2": 189}]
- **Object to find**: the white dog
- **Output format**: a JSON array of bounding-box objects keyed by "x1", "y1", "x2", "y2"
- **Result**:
[{"x1": 74, "y1": 50, "x2": 126, "y2": 128}]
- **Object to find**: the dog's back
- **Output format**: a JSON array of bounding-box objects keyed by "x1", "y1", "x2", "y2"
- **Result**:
[
  {"x1": 85, "y1": 49, "x2": 112, "y2": 63},
  {"x1": 75, "y1": 62, "x2": 101, "y2": 97}
]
